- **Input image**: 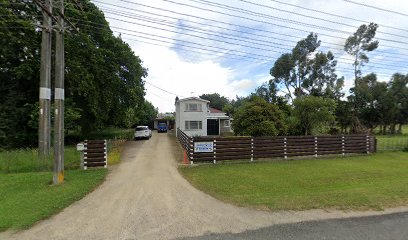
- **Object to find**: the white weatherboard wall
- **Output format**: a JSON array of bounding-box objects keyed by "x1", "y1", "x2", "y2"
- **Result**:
[{"x1": 175, "y1": 97, "x2": 209, "y2": 137}]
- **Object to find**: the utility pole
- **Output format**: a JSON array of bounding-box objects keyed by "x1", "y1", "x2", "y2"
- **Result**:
[
  {"x1": 38, "y1": 0, "x2": 52, "y2": 158},
  {"x1": 53, "y1": 0, "x2": 65, "y2": 184}
]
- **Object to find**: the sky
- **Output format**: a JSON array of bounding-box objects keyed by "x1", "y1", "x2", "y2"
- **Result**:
[{"x1": 92, "y1": 0, "x2": 408, "y2": 113}]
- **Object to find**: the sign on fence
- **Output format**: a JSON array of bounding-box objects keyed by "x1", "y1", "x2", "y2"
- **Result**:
[{"x1": 194, "y1": 142, "x2": 214, "y2": 152}]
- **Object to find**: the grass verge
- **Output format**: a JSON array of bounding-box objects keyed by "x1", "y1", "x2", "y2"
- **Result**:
[
  {"x1": 0, "y1": 169, "x2": 107, "y2": 231},
  {"x1": 0, "y1": 140, "x2": 125, "y2": 173},
  {"x1": 107, "y1": 140, "x2": 126, "y2": 165},
  {"x1": 179, "y1": 152, "x2": 408, "y2": 211},
  {"x1": 0, "y1": 147, "x2": 79, "y2": 173},
  {"x1": 376, "y1": 135, "x2": 408, "y2": 151},
  {"x1": 0, "y1": 138, "x2": 126, "y2": 231}
]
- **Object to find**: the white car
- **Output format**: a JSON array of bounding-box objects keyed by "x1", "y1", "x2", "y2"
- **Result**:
[{"x1": 134, "y1": 126, "x2": 152, "y2": 140}]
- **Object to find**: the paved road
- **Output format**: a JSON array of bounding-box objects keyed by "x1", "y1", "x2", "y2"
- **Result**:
[
  {"x1": 180, "y1": 212, "x2": 408, "y2": 240},
  {"x1": 2, "y1": 132, "x2": 407, "y2": 239}
]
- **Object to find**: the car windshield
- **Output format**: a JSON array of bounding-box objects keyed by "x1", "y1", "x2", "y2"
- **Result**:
[
  {"x1": 136, "y1": 127, "x2": 148, "y2": 131},
  {"x1": 159, "y1": 123, "x2": 166, "y2": 126}
]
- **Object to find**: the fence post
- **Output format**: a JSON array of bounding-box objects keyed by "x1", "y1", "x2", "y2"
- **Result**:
[
  {"x1": 190, "y1": 138, "x2": 194, "y2": 165},
  {"x1": 366, "y1": 134, "x2": 370, "y2": 154},
  {"x1": 284, "y1": 137, "x2": 287, "y2": 159},
  {"x1": 213, "y1": 139, "x2": 217, "y2": 164},
  {"x1": 83, "y1": 140, "x2": 87, "y2": 170},
  {"x1": 104, "y1": 139, "x2": 107, "y2": 168},
  {"x1": 251, "y1": 138, "x2": 254, "y2": 162},
  {"x1": 342, "y1": 135, "x2": 345, "y2": 156},
  {"x1": 314, "y1": 136, "x2": 318, "y2": 157}
]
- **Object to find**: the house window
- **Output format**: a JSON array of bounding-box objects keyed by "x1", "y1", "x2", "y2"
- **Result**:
[
  {"x1": 185, "y1": 121, "x2": 202, "y2": 130},
  {"x1": 224, "y1": 120, "x2": 230, "y2": 127},
  {"x1": 185, "y1": 103, "x2": 202, "y2": 112}
]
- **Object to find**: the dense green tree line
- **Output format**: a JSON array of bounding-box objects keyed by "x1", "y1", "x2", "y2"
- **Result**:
[{"x1": 0, "y1": 0, "x2": 156, "y2": 148}]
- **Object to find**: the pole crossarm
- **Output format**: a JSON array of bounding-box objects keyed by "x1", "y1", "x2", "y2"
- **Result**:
[
  {"x1": 56, "y1": 10, "x2": 79, "y2": 32},
  {"x1": 33, "y1": 0, "x2": 58, "y2": 23},
  {"x1": 33, "y1": 0, "x2": 79, "y2": 32}
]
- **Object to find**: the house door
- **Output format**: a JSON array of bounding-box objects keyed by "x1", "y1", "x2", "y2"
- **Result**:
[{"x1": 207, "y1": 119, "x2": 219, "y2": 135}]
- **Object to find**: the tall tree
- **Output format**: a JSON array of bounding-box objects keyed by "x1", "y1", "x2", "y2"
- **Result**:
[
  {"x1": 270, "y1": 33, "x2": 343, "y2": 101},
  {"x1": 306, "y1": 51, "x2": 344, "y2": 100},
  {"x1": 387, "y1": 73, "x2": 408, "y2": 134},
  {"x1": 271, "y1": 33, "x2": 320, "y2": 100},
  {"x1": 344, "y1": 23, "x2": 379, "y2": 85},
  {"x1": 0, "y1": 0, "x2": 150, "y2": 148},
  {"x1": 0, "y1": 0, "x2": 41, "y2": 147},
  {"x1": 199, "y1": 93, "x2": 229, "y2": 110},
  {"x1": 352, "y1": 73, "x2": 388, "y2": 132}
]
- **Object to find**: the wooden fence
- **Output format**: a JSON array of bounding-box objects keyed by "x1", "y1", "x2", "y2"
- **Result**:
[
  {"x1": 177, "y1": 128, "x2": 193, "y2": 153},
  {"x1": 82, "y1": 140, "x2": 107, "y2": 169},
  {"x1": 177, "y1": 129, "x2": 376, "y2": 163}
]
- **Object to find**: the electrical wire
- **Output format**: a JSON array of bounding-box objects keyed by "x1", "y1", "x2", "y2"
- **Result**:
[
  {"x1": 343, "y1": 0, "x2": 408, "y2": 17},
  {"x1": 106, "y1": 12, "x2": 407, "y2": 69},
  {"x1": 92, "y1": 0, "x2": 408, "y2": 58},
  {"x1": 267, "y1": 0, "x2": 408, "y2": 33},
  {"x1": 160, "y1": 0, "x2": 408, "y2": 46},
  {"x1": 76, "y1": 13, "x2": 408, "y2": 71}
]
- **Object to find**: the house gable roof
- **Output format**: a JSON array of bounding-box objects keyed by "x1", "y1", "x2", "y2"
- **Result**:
[
  {"x1": 208, "y1": 107, "x2": 224, "y2": 113},
  {"x1": 176, "y1": 97, "x2": 210, "y2": 103}
]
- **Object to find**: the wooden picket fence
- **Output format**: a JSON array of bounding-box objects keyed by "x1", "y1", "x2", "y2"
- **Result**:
[{"x1": 177, "y1": 128, "x2": 376, "y2": 164}]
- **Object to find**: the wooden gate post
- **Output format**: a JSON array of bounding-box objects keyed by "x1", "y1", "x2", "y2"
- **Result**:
[
  {"x1": 213, "y1": 139, "x2": 217, "y2": 164},
  {"x1": 250, "y1": 138, "x2": 254, "y2": 162}
]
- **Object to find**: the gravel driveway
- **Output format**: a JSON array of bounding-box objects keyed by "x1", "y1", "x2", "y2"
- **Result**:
[{"x1": 2, "y1": 132, "x2": 407, "y2": 240}]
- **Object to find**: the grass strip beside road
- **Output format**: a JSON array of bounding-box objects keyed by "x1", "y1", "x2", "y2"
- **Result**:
[
  {"x1": 0, "y1": 169, "x2": 107, "y2": 231},
  {"x1": 180, "y1": 152, "x2": 408, "y2": 211}
]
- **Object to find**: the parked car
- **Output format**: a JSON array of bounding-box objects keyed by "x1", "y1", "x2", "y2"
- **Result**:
[
  {"x1": 134, "y1": 126, "x2": 152, "y2": 140},
  {"x1": 158, "y1": 122, "x2": 168, "y2": 133}
]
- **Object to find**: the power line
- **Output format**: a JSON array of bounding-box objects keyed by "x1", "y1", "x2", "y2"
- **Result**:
[
  {"x1": 121, "y1": 34, "x2": 394, "y2": 77},
  {"x1": 162, "y1": 0, "x2": 408, "y2": 46},
  {"x1": 5, "y1": 1, "x2": 408, "y2": 72},
  {"x1": 234, "y1": 0, "x2": 408, "y2": 39},
  {"x1": 113, "y1": 29, "x2": 390, "y2": 76},
  {"x1": 267, "y1": 0, "x2": 408, "y2": 33},
  {"x1": 145, "y1": 81, "x2": 185, "y2": 98},
  {"x1": 4, "y1": 1, "x2": 403, "y2": 78},
  {"x1": 119, "y1": 35, "x2": 271, "y2": 65},
  {"x1": 343, "y1": 0, "x2": 408, "y2": 17},
  {"x1": 93, "y1": 0, "x2": 408, "y2": 59},
  {"x1": 80, "y1": 12, "x2": 408, "y2": 71},
  {"x1": 110, "y1": 0, "x2": 408, "y2": 52},
  {"x1": 65, "y1": 9, "x2": 407, "y2": 74}
]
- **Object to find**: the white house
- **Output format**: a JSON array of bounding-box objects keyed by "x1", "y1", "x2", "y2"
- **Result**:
[{"x1": 175, "y1": 97, "x2": 233, "y2": 137}]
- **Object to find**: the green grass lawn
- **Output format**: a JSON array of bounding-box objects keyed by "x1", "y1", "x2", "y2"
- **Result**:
[
  {"x1": 0, "y1": 140, "x2": 126, "y2": 231},
  {"x1": 0, "y1": 169, "x2": 107, "y2": 231},
  {"x1": 0, "y1": 147, "x2": 79, "y2": 173},
  {"x1": 180, "y1": 152, "x2": 408, "y2": 211},
  {"x1": 376, "y1": 135, "x2": 408, "y2": 151},
  {"x1": 0, "y1": 141, "x2": 125, "y2": 173}
]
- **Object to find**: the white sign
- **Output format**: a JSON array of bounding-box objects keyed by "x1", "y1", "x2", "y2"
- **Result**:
[{"x1": 194, "y1": 142, "x2": 214, "y2": 153}]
